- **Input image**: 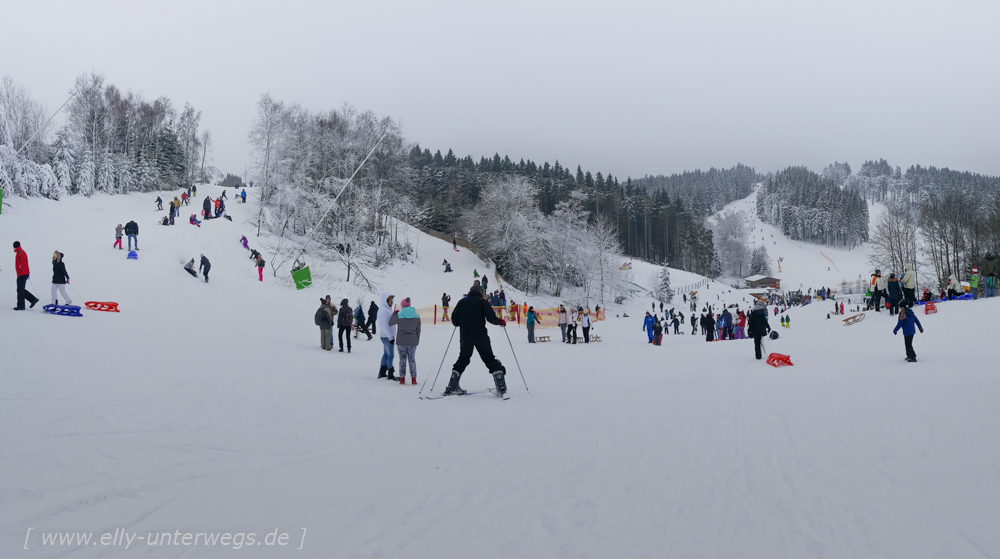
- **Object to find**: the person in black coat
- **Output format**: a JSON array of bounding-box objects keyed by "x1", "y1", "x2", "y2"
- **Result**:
[
  {"x1": 199, "y1": 254, "x2": 211, "y2": 283},
  {"x1": 124, "y1": 220, "x2": 139, "y2": 250},
  {"x1": 366, "y1": 300, "x2": 379, "y2": 335},
  {"x1": 203, "y1": 196, "x2": 212, "y2": 220},
  {"x1": 50, "y1": 251, "x2": 72, "y2": 305},
  {"x1": 445, "y1": 285, "x2": 507, "y2": 396},
  {"x1": 747, "y1": 302, "x2": 771, "y2": 360},
  {"x1": 705, "y1": 312, "x2": 716, "y2": 342},
  {"x1": 338, "y1": 298, "x2": 353, "y2": 352}
]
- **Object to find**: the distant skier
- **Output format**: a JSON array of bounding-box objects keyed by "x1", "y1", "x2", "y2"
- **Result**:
[
  {"x1": 49, "y1": 251, "x2": 72, "y2": 306},
  {"x1": 388, "y1": 297, "x2": 421, "y2": 384},
  {"x1": 376, "y1": 292, "x2": 398, "y2": 381},
  {"x1": 199, "y1": 254, "x2": 211, "y2": 282},
  {"x1": 747, "y1": 302, "x2": 771, "y2": 360},
  {"x1": 156, "y1": 196, "x2": 163, "y2": 210},
  {"x1": 124, "y1": 220, "x2": 139, "y2": 250},
  {"x1": 893, "y1": 306, "x2": 924, "y2": 362},
  {"x1": 114, "y1": 223, "x2": 123, "y2": 250},
  {"x1": 444, "y1": 285, "x2": 507, "y2": 396}
]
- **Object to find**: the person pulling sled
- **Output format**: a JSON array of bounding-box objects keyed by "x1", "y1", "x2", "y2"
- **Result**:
[{"x1": 444, "y1": 285, "x2": 508, "y2": 396}]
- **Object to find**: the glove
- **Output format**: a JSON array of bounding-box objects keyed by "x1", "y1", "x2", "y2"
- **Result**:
[
  {"x1": 894, "y1": 331, "x2": 898, "y2": 335},
  {"x1": 499, "y1": 319, "x2": 507, "y2": 327},
  {"x1": 390, "y1": 339, "x2": 395, "y2": 345},
  {"x1": 919, "y1": 328, "x2": 924, "y2": 333}
]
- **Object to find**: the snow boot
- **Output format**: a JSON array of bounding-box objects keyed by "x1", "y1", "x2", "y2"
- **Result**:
[
  {"x1": 443, "y1": 370, "x2": 466, "y2": 396},
  {"x1": 411, "y1": 377, "x2": 417, "y2": 385},
  {"x1": 386, "y1": 368, "x2": 398, "y2": 381},
  {"x1": 492, "y1": 368, "x2": 508, "y2": 396},
  {"x1": 377, "y1": 365, "x2": 387, "y2": 379},
  {"x1": 399, "y1": 375, "x2": 405, "y2": 385}
]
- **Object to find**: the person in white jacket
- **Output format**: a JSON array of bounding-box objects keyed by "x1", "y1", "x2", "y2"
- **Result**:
[
  {"x1": 567, "y1": 307, "x2": 578, "y2": 344},
  {"x1": 376, "y1": 291, "x2": 398, "y2": 380},
  {"x1": 947, "y1": 273, "x2": 962, "y2": 299},
  {"x1": 579, "y1": 307, "x2": 593, "y2": 343}
]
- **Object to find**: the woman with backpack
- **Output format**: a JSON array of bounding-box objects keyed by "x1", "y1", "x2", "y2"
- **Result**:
[{"x1": 315, "y1": 296, "x2": 336, "y2": 351}]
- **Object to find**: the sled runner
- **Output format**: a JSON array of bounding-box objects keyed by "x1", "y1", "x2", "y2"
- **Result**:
[
  {"x1": 536, "y1": 336, "x2": 550, "y2": 342},
  {"x1": 85, "y1": 301, "x2": 120, "y2": 313},
  {"x1": 842, "y1": 313, "x2": 865, "y2": 326},
  {"x1": 42, "y1": 304, "x2": 83, "y2": 317},
  {"x1": 590, "y1": 335, "x2": 602, "y2": 342},
  {"x1": 766, "y1": 353, "x2": 793, "y2": 367}
]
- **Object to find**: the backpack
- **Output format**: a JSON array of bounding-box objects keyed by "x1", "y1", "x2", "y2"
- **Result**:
[{"x1": 315, "y1": 307, "x2": 328, "y2": 327}]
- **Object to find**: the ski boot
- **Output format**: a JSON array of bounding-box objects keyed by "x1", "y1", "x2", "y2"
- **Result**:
[
  {"x1": 443, "y1": 370, "x2": 466, "y2": 396},
  {"x1": 386, "y1": 367, "x2": 398, "y2": 381},
  {"x1": 377, "y1": 365, "x2": 387, "y2": 379},
  {"x1": 492, "y1": 367, "x2": 508, "y2": 396}
]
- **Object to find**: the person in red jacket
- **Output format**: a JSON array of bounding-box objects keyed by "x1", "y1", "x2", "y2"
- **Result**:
[{"x1": 13, "y1": 241, "x2": 38, "y2": 310}]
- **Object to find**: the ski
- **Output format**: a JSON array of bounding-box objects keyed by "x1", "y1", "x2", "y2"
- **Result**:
[
  {"x1": 420, "y1": 390, "x2": 505, "y2": 400},
  {"x1": 489, "y1": 388, "x2": 511, "y2": 401}
]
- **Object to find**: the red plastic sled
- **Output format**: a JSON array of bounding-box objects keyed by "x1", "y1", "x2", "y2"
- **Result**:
[
  {"x1": 924, "y1": 302, "x2": 937, "y2": 315},
  {"x1": 767, "y1": 353, "x2": 793, "y2": 367},
  {"x1": 85, "y1": 301, "x2": 120, "y2": 313}
]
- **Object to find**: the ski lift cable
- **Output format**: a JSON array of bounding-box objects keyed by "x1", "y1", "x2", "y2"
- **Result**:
[
  {"x1": 13, "y1": 90, "x2": 78, "y2": 159},
  {"x1": 294, "y1": 132, "x2": 387, "y2": 262}
]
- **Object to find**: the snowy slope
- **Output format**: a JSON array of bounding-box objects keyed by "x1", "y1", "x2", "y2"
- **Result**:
[
  {"x1": 3, "y1": 189, "x2": 1000, "y2": 558},
  {"x1": 709, "y1": 188, "x2": 882, "y2": 294}
]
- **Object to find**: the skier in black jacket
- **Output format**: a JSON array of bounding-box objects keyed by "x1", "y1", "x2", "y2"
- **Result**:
[
  {"x1": 747, "y1": 302, "x2": 771, "y2": 360},
  {"x1": 445, "y1": 285, "x2": 507, "y2": 396}
]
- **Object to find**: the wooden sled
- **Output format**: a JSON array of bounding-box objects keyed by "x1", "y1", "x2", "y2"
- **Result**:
[
  {"x1": 842, "y1": 313, "x2": 865, "y2": 326},
  {"x1": 536, "y1": 336, "x2": 550, "y2": 342},
  {"x1": 591, "y1": 335, "x2": 602, "y2": 342}
]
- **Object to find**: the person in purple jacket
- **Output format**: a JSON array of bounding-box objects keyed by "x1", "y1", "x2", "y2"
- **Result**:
[{"x1": 892, "y1": 305, "x2": 924, "y2": 362}]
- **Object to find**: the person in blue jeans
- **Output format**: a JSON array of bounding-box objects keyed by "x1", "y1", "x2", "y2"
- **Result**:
[
  {"x1": 893, "y1": 305, "x2": 924, "y2": 362},
  {"x1": 526, "y1": 306, "x2": 542, "y2": 343},
  {"x1": 376, "y1": 291, "x2": 398, "y2": 380}
]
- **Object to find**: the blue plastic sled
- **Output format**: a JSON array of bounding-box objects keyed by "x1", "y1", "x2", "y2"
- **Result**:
[
  {"x1": 127, "y1": 250, "x2": 138, "y2": 260},
  {"x1": 42, "y1": 304, "x2": 83, "y2": 317}
]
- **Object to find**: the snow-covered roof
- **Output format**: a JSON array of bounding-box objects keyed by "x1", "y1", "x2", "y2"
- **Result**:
[{"x1": 744, "y1": 275, "x2": 769, "y2": 282}]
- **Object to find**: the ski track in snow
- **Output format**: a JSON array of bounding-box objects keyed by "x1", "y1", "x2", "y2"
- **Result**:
[{"x1": 1, "y1": 188, "x2": 999, "y2": 558}]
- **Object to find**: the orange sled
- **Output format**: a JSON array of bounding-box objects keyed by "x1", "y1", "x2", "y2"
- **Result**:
[
  {"x1": 767, "y1": 353, "x2": 793, "y2": 367},
  {"x1": 85, "y1": 301, "x2": 120, "y2": 313}
]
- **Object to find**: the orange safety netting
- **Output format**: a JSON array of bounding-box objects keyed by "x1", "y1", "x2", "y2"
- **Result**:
[{"x1": 410, "y1": 305, "x2": 605, "y2": 325}]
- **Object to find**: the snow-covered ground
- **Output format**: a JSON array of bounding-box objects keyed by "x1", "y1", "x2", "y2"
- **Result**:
[
  {"x1": 710, "y1": 190, "x2": 883, "y2": 294},
  {"x1": 3, "y1": 188, "x2": 999, "y2": 558}
]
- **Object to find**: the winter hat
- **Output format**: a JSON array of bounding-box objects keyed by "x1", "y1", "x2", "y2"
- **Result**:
[
  {"x1": 341, "y1": 298, "x2": 349, "y2": 306},
  {"x1": 12, "y1": 241, "x2": 20, "y2": 249},
  {"x1": 401, "y1": 297, "x2": 411, "y2": 308},
  {"x1": 754, "y1": 301, "x2": 765, "y2": 310}
]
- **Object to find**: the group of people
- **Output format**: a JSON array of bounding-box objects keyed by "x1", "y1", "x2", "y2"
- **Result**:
[
  {"x1": 241, "y1": 238, "x2": 266, "y2": 281},
  {"x1": 313, "y1": 283, "x2": 512, "y2": 397},
  {"x1": 113, "y1": 221, "x2": 140, "y2": 251},
  {"x1": 555, "y1": 305, "x2": 595, "y2": 344},
  {"x1": 866, "y1": 265, "x2": 917, "y2": 313}
]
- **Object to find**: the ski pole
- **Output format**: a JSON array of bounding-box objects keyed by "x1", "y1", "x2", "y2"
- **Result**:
[
  {"x1": 502, "y1": 325, "x2": 529, "y2": 394},
  {"x1": 422, "y1": 326, "x2": 456, "y2": 395}
]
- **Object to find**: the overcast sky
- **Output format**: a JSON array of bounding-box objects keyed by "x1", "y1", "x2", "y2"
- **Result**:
[{"x1": 4, "y1": 0, "x2": 999, "y2": 179}]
